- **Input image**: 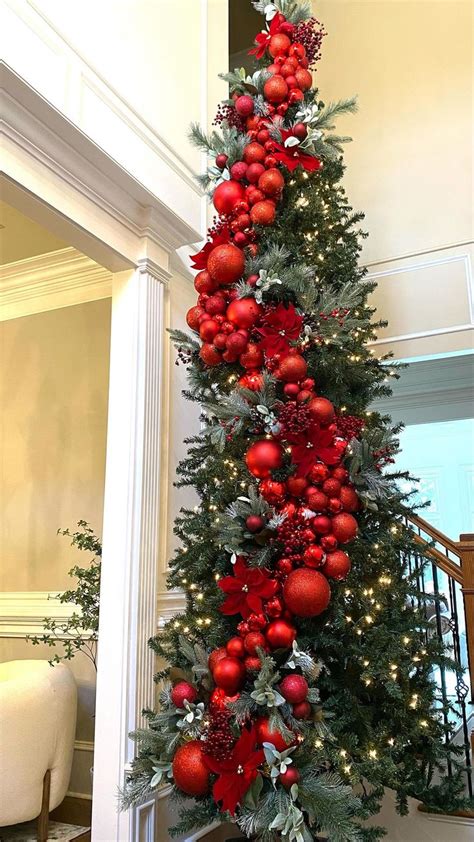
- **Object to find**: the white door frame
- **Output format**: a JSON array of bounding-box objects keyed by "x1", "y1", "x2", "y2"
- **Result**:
[{"x1": 1, "y1": 64, "x2": 202, "y2": 841}]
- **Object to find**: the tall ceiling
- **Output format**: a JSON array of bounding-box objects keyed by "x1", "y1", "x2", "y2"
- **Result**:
[{"x1": 0, "y1": 201, "x2": 67, "y2": 265}]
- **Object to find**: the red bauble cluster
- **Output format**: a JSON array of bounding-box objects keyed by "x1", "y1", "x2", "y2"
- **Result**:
[{"x1": 263, "y1": 36, "x2": 313, "y2": 111}]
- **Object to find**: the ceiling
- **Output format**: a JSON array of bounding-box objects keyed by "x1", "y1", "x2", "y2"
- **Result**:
[{"x1": 0, "y1": 201, "x2": 67, "y2": 265}]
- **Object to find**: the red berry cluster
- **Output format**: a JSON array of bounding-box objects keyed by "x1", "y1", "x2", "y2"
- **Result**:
[
  {"x1": 336, "y1": 414, "x2": 366, "y2": 441},
  {"x1": 277, "y1": 400, "x2": 311, "y2": 435},
  {"x1": 293, "y1": 18, "x2": 326, "y2": 68},
  {"x1": 202, "y1": 709, "x2": 235, "y2": 762}
]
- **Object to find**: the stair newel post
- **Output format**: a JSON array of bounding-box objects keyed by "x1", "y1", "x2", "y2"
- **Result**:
[{"x1": 459, "y1": 533, "x2": 474, "y2": 729}]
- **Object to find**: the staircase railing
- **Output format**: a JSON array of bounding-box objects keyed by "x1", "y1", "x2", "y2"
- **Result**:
[{"x1": 404, "y1": 513, "x2": 474, "y2": 800}]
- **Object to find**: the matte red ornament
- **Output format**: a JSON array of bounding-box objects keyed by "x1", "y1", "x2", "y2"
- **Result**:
[
  {"x1": 213, "y1": 180, "x2": 246, "y2": 215},
  {"x1": 226, "y1": 636, "x2": 246, "y2": 659},
  {"x1": 266, "y1": 619, "x2": 296, "y2": 650},
  {"x1": 172, "y1": 741, "x2": 210, "y2": 796},
  {"x1": 280, "y1": 674, "x2": 308, "y2": 704},
  {"x1": 171, "y1": 681, "x2": 198, "y2": 709},
  {"x1": 264, "y1": 75, "x2": 289, "y2": 104},
  {"x1": 332, "y1": 466, "x2": 349, "y2": 482},
  {"x1": 292, "y1": 700, "x2": 312, "y2": 720},
  {"x1": 255, "y1": 717, "x2": 289, "y2": 752},
  {"x1": 246, "y1": 162, "x2": 266, "y2": 184},
  {"x1": 226, "y1": 298, "x2": 262, "y2": 329},
  {"x1": 225, "y1": 331, "x2": 248, "y2": 356},
  {"x1": 258, "y1": 168, "x2": 285, "y2": 197},
  {"x1": 245, "y1": 439, "x2": 283, "y2": 479},
  {"x1": 323, "y1": 550, "x2": 351, "y2": 581},
  {"x1": 283, "y1": 568, "x2": 331, "y2": 617},
  {"x1": 308, "y1": 397, "x2": 335, "y2": 425},
  {"x1": 279, "y1": 767, "x2": 301, "y2": 789},
  {"x1": 340, "y1": 486, "x2": 360, "y2": 512},
  {"x1": 213, "y1": 656, "x2": 246, "y2": 695},
  {"x1": 199, "y1": 319, "x2": 220, "y2": 342},
  {"x1": 312, "y1": 515, "x2": 332, "y2": 535},
  {"x1": 207, "y1": 244, "x2": 245, "y2": 285},
  {"x1": 199, "y1": 343, "x2": 222, "y2": 367},
  {"x1": 277, "y1": 354, "x2": 308, "y2": 382},
  {"x1": 331, "y1": 512, "x2": 358, "y2": 544},
  {"x1": 303, "y1": 544, "x2": 325, "y2": 568},
  {"x1": 250, "y1": 199, "x2": 276, "y2": 226},
  {"x1": 244, "y1": 631, "x2": 266, "y2": 655},
  {"x1": 209, "y1": 647, "x2": 228, "y2": 673}
]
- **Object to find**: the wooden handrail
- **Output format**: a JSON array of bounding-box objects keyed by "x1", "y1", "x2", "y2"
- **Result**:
[
  {"x1": 411, "y1": 534, "x2": 464, "y2": 584},
  {"x1": 408, "y1": 512, "x2": 462, "y2": 558}
]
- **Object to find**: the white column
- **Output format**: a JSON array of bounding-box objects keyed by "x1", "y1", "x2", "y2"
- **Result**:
[{"x1": 92, "y1": 261, "x2": 169, "y2": 842}]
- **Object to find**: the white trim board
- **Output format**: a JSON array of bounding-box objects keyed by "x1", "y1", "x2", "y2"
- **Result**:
[
  {"x1": 0, "y1": 590, "x2": 94, "y2": 638},
  {"x1": 0, "y1": 246, "x2": 112, "y2": 320}
]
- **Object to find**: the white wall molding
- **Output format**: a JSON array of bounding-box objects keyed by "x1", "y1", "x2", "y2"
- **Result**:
[
  {"x1": 157, "y1": 591, "x2": 186, "y2": 629},
  {"x1": 364, "y1": 239, "x2": 474, "y2": 269},
  {"x1": 74, "y1": 740, "x2": 94, "y2": 753},
  {"x1": 0, "y1": 590, "x2": 94, "y2": 638},
  {"x1": 0, "y1": 246, "x2": 112, "y2": 320}
]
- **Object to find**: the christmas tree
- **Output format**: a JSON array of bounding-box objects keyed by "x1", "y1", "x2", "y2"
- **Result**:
[{"x1": 123, "y1": 2, "x2": 469, "y2": 839}]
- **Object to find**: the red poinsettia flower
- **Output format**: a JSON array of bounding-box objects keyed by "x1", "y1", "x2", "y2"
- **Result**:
[
  {"x1": 273, "y1": 130, "x2": 321, "y2": 173},
  {"x1": 249, "y1": 12, "x2": 287, "y2": 59},
  {"x1": 256, "y1": 302, "x2": 303, "y2": 357},
  {"x1": 286, "y1": 425, "x2": 342, "y2": 476},
  {"x1": 190, "y1": 227, "x2": 230, "y2": 270},
  {"x1": 218, "y1": 556, "x2": 278, "y2": 619},
  {"x1": 204, "y1": 725, "x2": 264, "y2": 815}
]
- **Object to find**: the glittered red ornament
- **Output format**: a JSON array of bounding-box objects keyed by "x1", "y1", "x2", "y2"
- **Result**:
[
  {"x1": 332, "y1": 466, "x2": 349, "y2": 482},
  {"x1": 213, "y1": 180, "x2": 246, "y2": 215},
  {"x1": 277, "y1": 354, "x2": 308, "y2": 383},
  {"x1": 172, "y1": 740, "x2": 210, "y2": 796},
  {"x1": 207, "y1": 243, "x2": 245, "y2": 285},
  {"x1": 308, "y1": 397, "x2": 335, "y2": 426},
  {"x1": 245, "y1": 439, "x2": 283, "y2": 479},
  {"x1": 303, "y1": 544, "x2": 325, "y2": 568},
  {"x1": 171, "y1": 681, "x2": 198, "y2": 708},
  {"x1": 226, "y1": 298, "x2": 262, "y2": 329},
  {"x1": 199, "y1": 343, "x2": 222, "y2": 367},
  {"x1": 250, "y1": 199, "x2": 276, "y2": 226},
  {"x1": 323, "y1": 550, "x2": 351, "y2": 581},
  {"x1": 306, "y1": 490, "x2": 328, "y2": 512},
  {"x1": 226, "y1": 636, "x2": 246, "y2": 659},
  {"x1": 246, "y1": 162, "x2": 266, "y2": 184},
  {"x1": 258, "y1": 168, "x2": 285, "y2": 197},
  {"x1": 264, "y1": 75, "x2": 289, "y2": 104},
  {"x1": 279, "y1": 766, "x2": 301, "y2": 789},
  {"x1": 194, "y1": 270, "x2": 217, "y2": 294},
  {"x1": 312, "y1": 515, "x2": 332, "y2": 535},
  {"x1": 186, "y1": 305, "x2": 205, "y2": 331},
  {"x1": 295, "y1": 67, "x2": 312, "y2": 91},
  {"x1": 225, "y1": 331, "x2": 248, "y2": 356},
  {"x1": 340, "y1": 486, "x2": 360, "y2": 512},
  {"x1": 244, "y1": 631, "x2": 266, "y2": 656},
  {"x1": 280, "y1": 674, "x2": 308, "y2": 704},
  {"x1": 244, "y1": 655, "x2": 262, "y2": 672},
  {"x1": 323, "y1": 478, "x2": 342, "y2": 497},
  {"x1": 287, "y1": 476, "x2": 308, "y2": 497},
  {"x1": 213, "y1": 656, "x2": 246, "y2": 695},
  {"x1": 240, "y1": 342, "x2": 264, "y2": 369},
  {"x1": 292, "y1": 700, "x2": 312, "y2": 720},
  {"x1": 309, "y1": 463, "x2": 330, "y2": 484},
  {"x1": 266, "y1": 619, "x2": 296, "y2": 650},
  {"x1": 256, "y1": 717, "x2": 288, "y2": 752},
  {"x1": 328, "y1": 497, "x2": 343, "y2": 513},
  {"x1": 331, "y1": 512, "x2": 358, "y2": 544},
  {"x1": 269, "y1": 32, "x2": 291, "y2": 57},
  {"x1": 259, "y1": 479, "x2": 286, "y2": 504},
  {"x1": 235, "y1": 94, "x2": 254, "y2": 117},
  {"x1": 283, "y1": 568, "x2": 331, "y2": 617},
  {"x1": 209, "y1": 646, "x2": 228, "y2": 673},
  {"x1": 243, "y1": 142, "x2": 266, "y2": 165}
]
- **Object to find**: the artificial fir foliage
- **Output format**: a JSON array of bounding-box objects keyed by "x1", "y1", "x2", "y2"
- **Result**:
[{"x1": 123, "y1": 2, "x2": 471, "y2": 839}]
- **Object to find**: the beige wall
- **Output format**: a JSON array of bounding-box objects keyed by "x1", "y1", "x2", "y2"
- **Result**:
[{"x1": 314, "y1": 0, "x2": 473, "y2": 359}]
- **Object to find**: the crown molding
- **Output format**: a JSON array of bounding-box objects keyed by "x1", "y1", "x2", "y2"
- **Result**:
[
  {"x1": 0, "y1": 590, "x2": 94, "y2": 638},
  {"x1": 0, "y1": 246, "x2": 112, "y2": 320}
]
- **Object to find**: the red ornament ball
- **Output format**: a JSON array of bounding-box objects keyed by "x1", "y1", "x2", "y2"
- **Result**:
[
  {"x1": 312, "y1": 515, "x2": 332, "y2": 535},
  {"x1": 258, "y1": 168, "x2": 285, "y2": 197},
  {"x1": 268, "y1": 33, "x2": 291, "y2": 57},
  {"x1": 244, "y1": 631, "x2": 266, "y2": 656},
  {"x1": 323, "y1": 478, "x2": 342, "y2": 497},
  {"x1": 287, "y1": 476, "x2": 308, "y2": 497},
  {"x1": 225, "y1": 331, "x2": 248, "y2": 356},
  {"x1": 283, "y1": 569, "x2": 331, "y2": 617},
  {"x1": 323, "y1": 550, "x2": 351, "y2": 581},
  {"x1": 207, "y1": 244, "x2": 245, "y2": 285},
  {"x1": 246, "y1": 162, "x2": 266, "y2": 184},
  {"x1": 250, "y1": 199, "x2": 276, "y2": 226},
  {"x1": 321, "y1": 534, "x2": 338, "y2": 552},
  {"x1": 279, "y1": 767, "x2": 300, "y2": 789},
  {"x1": 240, "y1": 342, "x2": 264, "y2": 369},
  {"x1": 259, "y1": 478, "x2": 286, "y2": 504},
  {"x1": 303, "y1": 544, "x2": 325, "y2": 568},
  {"x1": 213, "y1": 179, "x2": 246, "y2": 215},
  {"x1": 306, "y1": 491, "x2": 328, "y2": 512},
  {"x1": 246, "y1": 514, "x2": 265, "y2": 533},
  {"x1": 213, "y1": 656, "x2": 246, "y2": 695},
  {"x1": 340, "y1": 486, "x2": 360, "y2": 512},
  {"x1": 186, "y1": 305, "x2": 205, "y2": 331},
  {"x1": 226, "y1": 298, "x2": 262, "y2": 329},
  {"x1": 309, "y1": 463, "x2": 330, "y2": 484},
  {"x1": 256, "y1": 717, "x2": 288, "y2": 752},
  {"x1": 172, "y1": 741, "x2": 210, "y2": 796},
  {"x1": 209, "y1": 646, "x2": 228, "y2": 673},
  {"x1": 194, "y1": 270, "x2": 217, "y2": 295},
  {"x1": 280, "y1": 674, "x2": 308, "y2": 704},
  {"x1": 277, "y1": 354, "x2": 308, "y2": 383},
  {"x1": 239, "y1": 371, "x2": 264, "y2": 391},
  {"x1": 295, "y1": 67, "x2": 313, "y2": 91},
  {"x1": 292, "y1": 700, "x2": 312, "y2": 720},
  {"x1": 235, "y1": 94, "x2": 254, "y2": 117},
  {"x1": 171, "y1": 681, "x2": 198, "y2": 709},
  {"x1": 308, "y1": 397, "x2": 335, "y2": 425},
  {"x1": 199, "y1": 343, "x2": 221, "y2": 367},
  {"x1": 266, "y1": 620, "x2": 296, "y2": 650},
  {"x1": 264, "y1": 75, "x2": 289, "y2": 104},
  {"x1": 331, "y1": 512, "x2": 358, "y2": 544},
  {"x1": 226, "y1": 636, "x2": 246, "y2": 659},
  {"x1": 243, "y1": 142, "x2": 266, "y2": 165},
  {"x1": 245, "y1": 439, "x2": 283, "y2": 479},
  {"x1": 199, "y1": 319, "x2": 220, "y2": 342}
]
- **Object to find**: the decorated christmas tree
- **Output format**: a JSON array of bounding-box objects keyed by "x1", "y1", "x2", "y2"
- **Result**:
[{"x1": 123, "y1": 2, "x2": 469, "y2": 839}]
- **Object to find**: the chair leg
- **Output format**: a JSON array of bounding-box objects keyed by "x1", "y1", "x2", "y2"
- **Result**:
[{"x1": 37, "y1": 769, "x2": 51, "y2": 842}]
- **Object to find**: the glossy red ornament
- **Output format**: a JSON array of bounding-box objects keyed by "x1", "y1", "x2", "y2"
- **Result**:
[
  {"x1": 250, "y1": 199, "x2": 276, "y2": 226},
  {"x1": 173, "y1": 741, "x2": 210, "y2": 796},
  {"x1": 309, "y1": 463, "x2": 330, "y2": 484},
  {"x1": 243, "y1": 142, "x2": 266, "y2": 165},
  {"x1": 283, "y1": 568, "x2": 331, "y2": 617},
  {"x1": 213, "y1": 180, "x2": 246, "y2": 216},
  {"x1": 186, "y1": 305, "x2": 205, "y2": 331},
  {"x1": 323, "y1": 550, "x2": 351, "y2": 581},
  {"x1": 209, "y1": 646, "x2": 228, "y2": 673},
  {"x1": 258, "y1": 168, "x2": 285, "y2": 197},
  {"x1": 308, "y1": 397, "x2": 335, "y2": 425},
  {"x1": 331, "y1": 512, "x2": 358, "y2": 544},
  {"x1": 194, "y1": 270, "x2": 217, "y2": 294},
  {"x1": 244, "y1": 631, "x2": 266, "y2": 656},
  {"x1": 226, "y1": 298, "x2": 262, "y2": 329},
  {"x1": 199, "y1": 319, "x2": 220, "y2": 342},
  {"x1": 213, "y1": 656, "x2": 246, "y2": 695},
  {"x1": 283, "y1": 383, "x2": 300, "y2": 398},
  {"x1": 276, "y1": 558, "x2": 293, "y2": 576},
  {"x1": 225, "y1": 331, "x2": 248, "y2": 356},
  {"x1": 265, "y1": 596, "x2": 284, "y2": 618},
  {"x1": 264, "y1": 75, "x2": 289, "y2": 104},
  {"x1": 312, "y1": 515, "x2": 332, "y2": 535},
  {"x1": 207, "y1": 244, "x2": 245, "y2": 285},
  {"x1": 340, "y1": 486, "x2": 360, "y2": 512},
  {"x1": 245, "y1": 439, "x2": 283, "y2": 479},
  {"x1": 328, "y1": 497, "x2": 343, "y2": 513},
  {"x1": 256, "y1": 717, "x2": 288, "y2": 752},
  {"x1": 239, "y1": 371, "x2": 264, "y2": 391},
  {"x1": 292, "y1": 700, "x2": 312, "y2": 720},
  {"x1": 248, "y1": 612, "x2": 267, "y2": 631},
  {"x1": 246, "y1": 514, "x2": 264, "y2": 533},
  {"x1": 280, "y1": 674, "x2": 308, "y2": 704},
  {"x1": 303, "y1": 544, "x2": 325, "y2": 568},
  {"x1": 266, "y1": 619, "x2": 296, "y2": 650},
  {"x1": 235, "y1": 94, "x2": 254, "y2": 117},
  {"x1": 279, "y1": 766, "x2": 300, "y2": 789},
  {"x1": 321, "y1": 534, "x2": 338, "y2": 552},
  {"x1": 226, "y1": 636, "x2": 246, "y2": 659},
  {"x1": 171, "y1": 681, "x2": 198, "y2": 708},
  {"x1": 277, "y1": 354, "x2": 308, "y2": 382},
  {"x1": 199, "y1": 343, "x2": 222, "y2": 367},
  {"x1": 332, "y1": 466, "x2": 349, "y2": 482},
  {"x1": 240, "y1": 342, "x2": 264, "y2": 369},
  {"x1": 259, "y1": 479, "x2": 286, "y2": 504}
]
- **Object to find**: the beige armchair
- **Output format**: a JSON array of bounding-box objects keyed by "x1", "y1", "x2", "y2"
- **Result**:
[{"x1": 0, "y1": 660, "x2": 77, "y2": 841}]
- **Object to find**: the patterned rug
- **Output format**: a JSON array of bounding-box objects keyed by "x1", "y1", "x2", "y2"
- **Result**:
[{"x1": 0, "y1": 821, "x2": 88, "y2": 841}]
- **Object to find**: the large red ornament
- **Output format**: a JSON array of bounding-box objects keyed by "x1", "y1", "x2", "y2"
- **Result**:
[
  {"x1": 255, "y1": 717, "x2": 288, "y2": 752},
  {"x1": 207, "y1": 244, "x2": 245, "y2": 284},
  {"x1": 295, "y1": 67, "x2": 313, "y2": 91},
  {"x1": 280, "y1": 674, "x2": 308, "y2": 704},
  {"x1": 283, "y1": 569, "x2": 331, "y2": 617},
  {"x1": 245, "y1": 439, "x2": 283, "y2": 479},
  {"x1": 264, "y1": 75, "x2": 289, "y2": 104},
  {"x1": 213, "y1": 656, "x2": 246, "y2": 695},
  {"x1": 331, "y1": 512, "x2": 358, "y2": 544},
  {"x1": 173, "y1": 741, "x2": 210, "y2": 796},
  {"x1": 243, "y1": 142, "x2": 266, "y2": 165},
  {"x1": 226, "y1": 298, "x2": 262, "y2": 329},
  {"x1": 306, "y1": 490, "x2": 328, "y2": 512},
  {"x1": 269, "y1": 33, "x2": 291, "y2": 57},
  {"x1": 265, "y1": 620, "x2": 296, "y2": 650},
  {"x1": 277, "y1": 354, "x2": 308, "y2": 382},
  {"x1": 213, "y1": 180, "x2": 246, "y2": 215},
  {"x1": 340, "y1": 486, "x2": 360, "y2": 512},
  {"x1": 308, "y1": 397, "x2": 335, "y2": 425},
  {"x1": 171, "y1": 681, "x2": 198, "y2": 709},
  {"x1": 323, "y1": 550, "x2": 351, "y2": 580}
]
